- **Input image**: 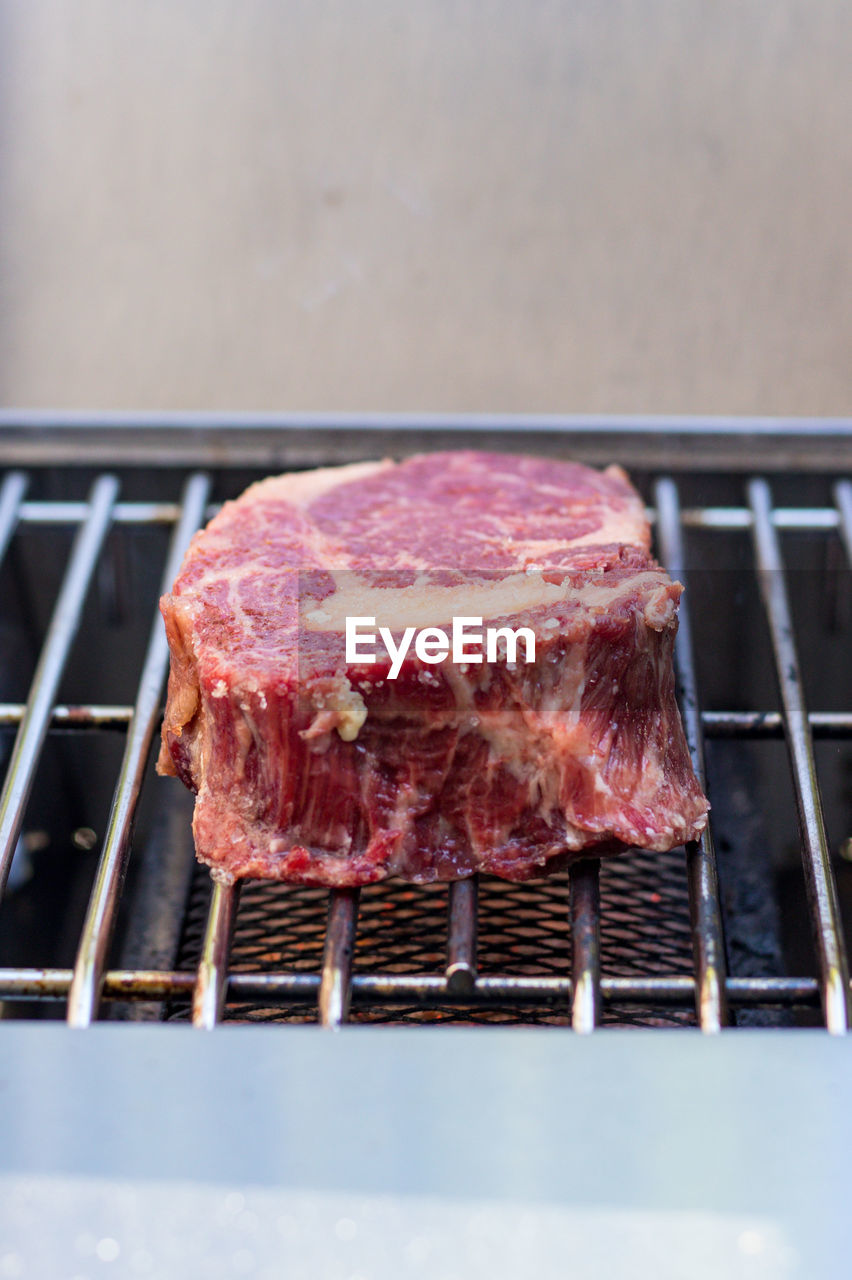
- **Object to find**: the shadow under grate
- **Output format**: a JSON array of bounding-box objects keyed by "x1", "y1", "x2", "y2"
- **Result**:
[{"x1": 168, "y1": 841, "x2": 697, "y2": 1026}]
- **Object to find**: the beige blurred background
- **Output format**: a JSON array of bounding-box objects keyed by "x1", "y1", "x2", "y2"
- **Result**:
[{"x1": 0, "y1": 0, "x2": 850, "y2": 414}]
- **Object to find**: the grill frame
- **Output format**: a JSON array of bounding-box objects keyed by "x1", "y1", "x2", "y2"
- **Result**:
[{"x1": 1, "y1": 413, "x2": 851, "y2": 1033}]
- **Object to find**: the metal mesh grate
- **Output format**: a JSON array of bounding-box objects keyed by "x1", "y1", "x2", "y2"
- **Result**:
[
  {"x1": 167, "y1": 850, "x2": 696, "y2": 1026},
  {"x1": 1, "y1": 414, "x2": 851, "y2": 1034}
]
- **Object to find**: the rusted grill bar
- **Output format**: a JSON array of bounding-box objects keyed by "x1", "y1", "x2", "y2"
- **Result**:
[
  {"x1": 67, "y1": 473, "x2": 211, "y2": 1026},
  {"x1": 0, "y1": 474, "x2": 118, "y2": 900},
  {"x1": 0, "y1": 966, "x2": 827, "y2": 1008},
  {"x1": 748, "y1": 478, "x2": 851, "y2": 1034},
  {"x1": 655, "y1": 477, "x2": 728, "y2": 1032}
]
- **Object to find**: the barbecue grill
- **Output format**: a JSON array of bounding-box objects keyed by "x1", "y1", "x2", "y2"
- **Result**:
[{"x1": 2, "y1": 412, "x2": 850, "y2": 1038}]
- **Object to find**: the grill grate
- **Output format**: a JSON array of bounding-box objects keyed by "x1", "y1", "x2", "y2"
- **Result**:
[
  {"x1": 165, "y1": 846, "x2": 697, "y2": 1026},
  {"x1": 0, "y1": 416, "x2": 850, "y2": 1033}
]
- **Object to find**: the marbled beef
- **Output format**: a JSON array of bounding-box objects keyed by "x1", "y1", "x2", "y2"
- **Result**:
[{"x1": 157, "y1": 451, "x2": 708, "y2": 884}]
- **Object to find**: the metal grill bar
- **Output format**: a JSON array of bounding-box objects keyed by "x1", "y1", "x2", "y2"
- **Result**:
[
  {"x1": 18, "y1": 501, "x2": 182, "y2": 525},
  {"x1": 570, "y1": 861, "x2": 601, "y2": 1032},
  {"x1": 8, "y1": 499, "x2": 848, "y2": 533},
  {"x1": 748, "y1": 477, "x2": 851, "y2": 1034},
  {"x1": 0, "y1": 474, "x2": 118, "y2": 901},
  {"x1": 0, "y1": 967, "x2": 825, "y2": 1008},
  {"x1": 655, "y1": 478, "x2": 728, "y2": 1032},
  {"x1": 0, "y1": 704, "x2": 133, "y2": 730},
  {"x1": 4, "y1": 704, "x2": 852, "y2": 737},
  {"x1": 192, "y1": 881, "x2": 240, "y2": 1028},
  {"x1": 701, "y1": 711, "x2": 852, "y2": 738},
  {"x1": 679, "y1": 507, "x2": 841, "y2": 531},
  {"x1": 446, "y1": 878, "x2": 478, "y2": 992},
  {"x1": 67, "y1": 473, "x2": 211, "y2": 1026},
  {"x1": 835, "y1": 481, "x2": 852, "y2": 565},
  {"x1": 0, "y1": 472, "x2": 28, "y2": 563},
  {"x1": 318, "y1": 889, "x2": 360, "y2": 1027}
]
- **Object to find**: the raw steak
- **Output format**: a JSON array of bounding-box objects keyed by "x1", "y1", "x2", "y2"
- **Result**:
[{"x1": 158, "y1": 451, "x2": 708, "y2": 885}]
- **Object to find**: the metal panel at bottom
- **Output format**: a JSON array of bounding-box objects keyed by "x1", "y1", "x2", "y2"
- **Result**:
[{"x1": 0, "y1": 1025, "x2": 849, "y2": 1279}]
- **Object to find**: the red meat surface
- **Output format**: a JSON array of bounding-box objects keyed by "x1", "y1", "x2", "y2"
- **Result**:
[{"x1": 158, "y1": 451, "x2": 708, "y2": 884}]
